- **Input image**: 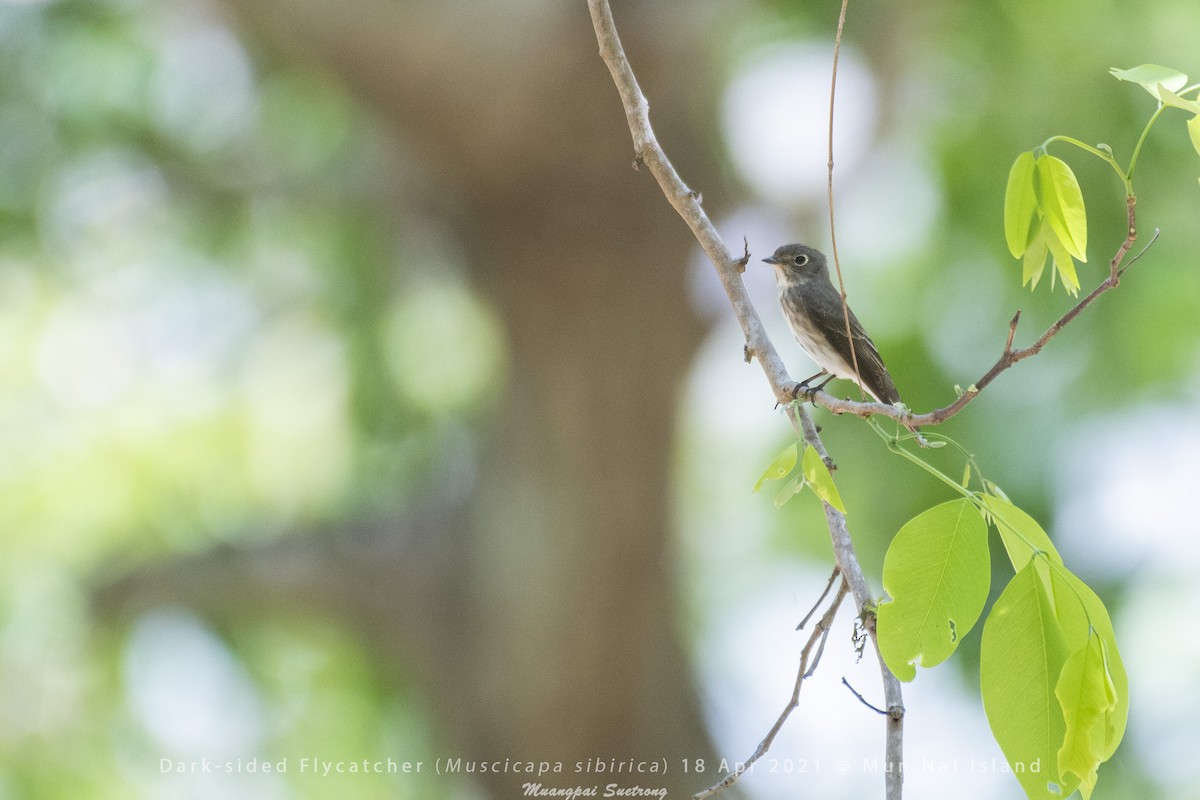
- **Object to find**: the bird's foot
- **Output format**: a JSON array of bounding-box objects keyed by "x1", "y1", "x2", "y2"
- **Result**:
[
  {"x1": 787, "y1": 381, "x2": 819, "y2": 402},
  {"x1": 788, "y1": 370, "x2": 832, "y2": 402}
]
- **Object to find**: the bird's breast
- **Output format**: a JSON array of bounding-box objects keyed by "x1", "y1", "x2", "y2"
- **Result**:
[{"x1": 779, "y1": 291, "x2": 855, "y2": 380}]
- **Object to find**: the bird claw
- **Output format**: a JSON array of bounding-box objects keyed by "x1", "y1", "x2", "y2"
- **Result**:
[{"x1": 786, "y1": 381, "x2": 820, "y2": 402}]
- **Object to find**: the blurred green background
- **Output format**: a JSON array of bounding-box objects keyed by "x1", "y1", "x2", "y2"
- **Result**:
[{"x1": 1, "y1": 0, "x2": 1197, "y2": 798}]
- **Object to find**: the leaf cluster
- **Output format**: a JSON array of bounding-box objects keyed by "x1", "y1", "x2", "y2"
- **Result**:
[
  {"x1": 1004, "y1": 64, "x2": 1200, "y2": 296},
  {"x1": 755, "y1": 423, "x2": 1128, "y2": 799},
  {"x1": 754, "y1": 441, "x2": 845, "y2": 512},
  {"x1": 874, "y1": 482, "x2": 1126, "y2": 799},
  {"x1": 1004, "y1": 151, "x2": 1086, "y2": 294},
  {"x1": 868, "y1": 62, "x2": 1200, "y2": 800}
]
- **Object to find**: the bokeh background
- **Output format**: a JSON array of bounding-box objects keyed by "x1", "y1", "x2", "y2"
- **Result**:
[{"x1": 1, "y1": 0, "x2": 1198, "y2": 798}]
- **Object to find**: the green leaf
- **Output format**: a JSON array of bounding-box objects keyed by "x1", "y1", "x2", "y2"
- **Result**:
[
  {"x1": 1045, "y1": 226, "x2": 1082, "y2": 296},
  {"x1": 801, "y1": 444, "x2": 846, "y2": 513},
  {"x1": 1055, "y1": 634, "x2": 1117, "y2": 800},
  {"x1": 1156, "y1": 84, "x2": 1200, "y2": 114},
  {"x1": 1036, "y1": 155, "x2": 1088, "y2": 261},
  {"x1": 981, "y1": 554, "x2": 1129, "y2": 799},
  {"x1": 1005, "y1": 151, "x2": 1039, "y2": 258},
  {"x1": 877, "y1": 499, "x2": 990, "y2": 681},
  {"x1": 1047, "y1": 569, "x2": 1129, "y2": 761},
  {"x1": 1188, "y1": 115, "x2": 1200, "y2": 157},
  {"x1": 1022, "y1": 221, "x2": 1050, "y2": 290},
  {"x1": 754, "y1": 442, "x2": 798, "y2": 492},
  {"x1": 981, "y1": 563, "x2": 1079, "y2": 799},
  {"x1": 1109, "y1": 64, "x2": 1188, "y2": 98},
  {"x1": 983, "y1": 494, "x2": 1063, "y2": 573}
]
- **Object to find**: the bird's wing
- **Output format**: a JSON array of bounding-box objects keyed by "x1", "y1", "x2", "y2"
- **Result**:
[{"x1": 828, "y1": 306, "x2": 901, "y2": 405}]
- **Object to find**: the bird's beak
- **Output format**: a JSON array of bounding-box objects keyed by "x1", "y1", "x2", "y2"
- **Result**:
[{"x1": 761, "y1": 256, "x2": 778, "y2": 265}]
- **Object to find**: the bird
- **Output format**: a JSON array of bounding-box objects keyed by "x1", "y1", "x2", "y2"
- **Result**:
[{"x1": 762, "y1": 243, "x2": 902, "y2": 406}]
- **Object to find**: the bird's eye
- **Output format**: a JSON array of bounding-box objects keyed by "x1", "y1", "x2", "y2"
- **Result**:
[{"x1": 793, "y1": 254, "x2": 809, "y2": 266}]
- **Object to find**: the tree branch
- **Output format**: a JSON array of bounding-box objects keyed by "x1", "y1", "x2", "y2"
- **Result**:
[
  {"x1": 816, "y1": 456, "x2": 904, "y2": 800},
  {"x1": 586, "y1": 0, "x2": 792, "y2": 403},
  {"x1": 693, "y1": 579, "x2": 849, "y2": 800},
  {"x1": 586, "y1": 2, "x2": 904, "y2": 798},
  {"x1": 807, "y1": 195, "x2": 1141, "y2": 428}
]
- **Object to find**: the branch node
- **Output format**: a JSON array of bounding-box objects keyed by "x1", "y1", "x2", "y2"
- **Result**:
[
  {"x1": 734, "y1": 236, "x2": 750, "y2": 274},
  {"x1": 1005, "y1": 310, "x2": 1021, "y2": 352},
  {"x1": 1119, "y1": 227, "x2": 1159, "y2": 277},
  {"x1": 797, "y1": 567, "x2": 840, "y2": 630},
  {"x1": 783, "y1": 381, "x2": 806, "y2": 401}
]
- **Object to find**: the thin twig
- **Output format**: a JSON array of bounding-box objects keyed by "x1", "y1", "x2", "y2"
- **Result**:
[
  {"x1": 1119, "y1": 227, "x2": 1158, "y2": 276},
  {"x1": 692, "y1": 580, "x2": 850, "y2": 800},
  {"x1": 798, "y1": 566, "x2": 840, "y2": 630},
  {"x1": 826, "y1": 0, "x2": 866, "y2": 403},
  {"x1": 813, "y1": 433, "x2": 905, "y2": 800},
  {"x1": 842, "y1": 677, "x2": 887, "y2": 715}
]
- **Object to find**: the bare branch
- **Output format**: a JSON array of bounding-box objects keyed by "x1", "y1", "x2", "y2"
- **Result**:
[
  {"x1": 815, "y1": 449, "x2": 905, "y2": 800},
  {"x1": 586, "y1": 0, "x2": 793, "y2": 404},
  {"x1": 692, "y1": 580, "x2": 850, "y2": 800},
  {"x1": 797, "y1": 566, "x2": 840, "y2": 630}
]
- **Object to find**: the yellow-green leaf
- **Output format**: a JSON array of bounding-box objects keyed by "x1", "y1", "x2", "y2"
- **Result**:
[
  {"x1": 1005, "y1": 151, "x2": 1039, "y2": 258},
  {"x1": 1155, "y1": 84, "x2": 1200, "y2": 114},
  {"x1": 1048, "y1": 569, "x2": 1129, "y2": 761},
  {"x1": 754, "y1": 442, "x2": 798, "y2": 492},
  {"x1": 1188, "y1": 115, "x2": 1200, "y2": 158},
  {"x1": 1109, "y1": 64, "x2": 1188, "y2": 98},
  {"x1": 981, "y1": 563, "x2": 1079, "y2": 799},
  {"x1": 984, "y1": 480, "x2": 1010, "y2": 503},
  {"x1": 1046, "y1": 228, "x2": 1082, "y2": 296},
  {"x1": 1022, "y1": 221, "x2": 1050, "y2": 290},
  {"x1": 877, "y1": 498, "x2": 990, "y2": 681},
  {"x1": 982, "y1": 494, "x2": 1063, "y2": 573},
  {"x1": 1036, "y1": 155, "x2": 1088, "y2": 261},
  {"x1": 801, "y1": 444, "x2": 845, "y2": 513},
  {"x1": 982, "y1": 558, "x2": 1128, "y2": 799},
  {"x1": 1056, "y1": 635, "x2": 1118, "y2": 800},
  {"x1": 773, "y1": 473, "x2": 804, "y2": 508}
]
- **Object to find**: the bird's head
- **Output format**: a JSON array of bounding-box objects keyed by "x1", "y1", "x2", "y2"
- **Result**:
[{"x1": 762, "y1": 243, "x2": 827, "y2": 284}]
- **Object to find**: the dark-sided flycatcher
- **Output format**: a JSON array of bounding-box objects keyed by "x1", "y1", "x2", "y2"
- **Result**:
[{"x1": 762, "y1": 243, "x2": 901, "y2": 405}]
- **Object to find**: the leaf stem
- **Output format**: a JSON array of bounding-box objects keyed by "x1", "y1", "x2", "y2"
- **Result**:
[
  {"x1": 876, "y1": 424, "x2": 1104, "y2": 630},
  {"x1": 1125, "y1": 104, "x2": 1168, "y2": 184},
  {"x1": 870, "y1": 421, "x2": 972, "y2": 499},
  {"x1": 1041, "y1": 135, "x2": 1133, "y2": 195}
]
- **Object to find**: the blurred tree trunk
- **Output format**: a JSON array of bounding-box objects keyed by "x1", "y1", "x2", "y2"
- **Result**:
[{"x1": 216, "y1": 0, "x2": 723, "y2": 795}]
